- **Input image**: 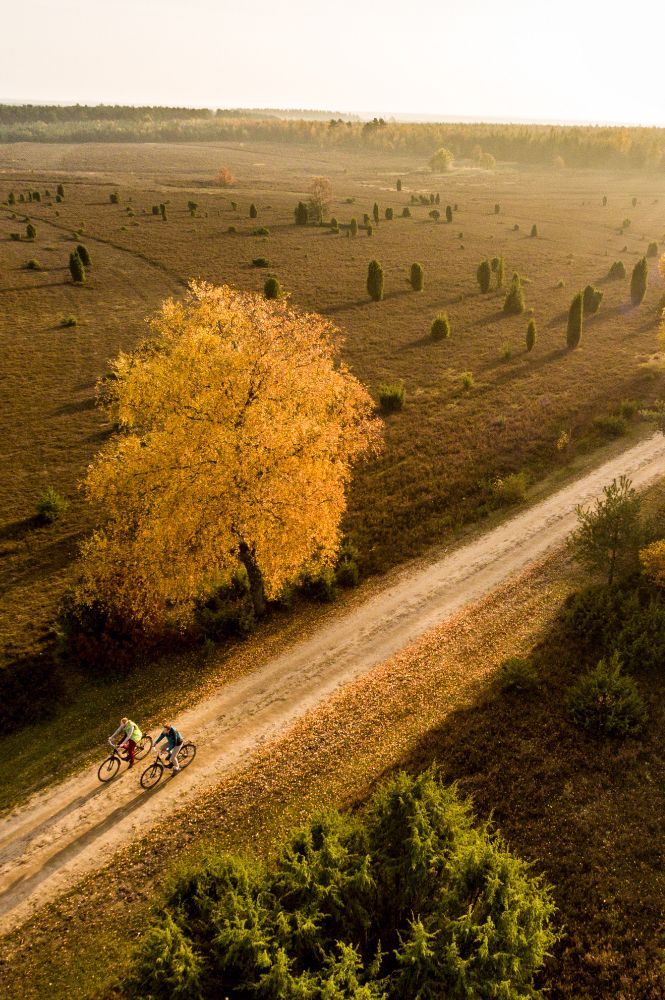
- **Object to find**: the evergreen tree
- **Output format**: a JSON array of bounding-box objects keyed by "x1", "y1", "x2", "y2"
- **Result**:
[
  {"x1": 445, "y1": 204, "x2": 453, "y2": 222},
  {"x1": 402, "y1": 207, "x2": 411, "y2": 217},
  {"x1": 503, "y1": 272, "x2": 525, "y2": 314},
  {"x1": 367, "y1": 224, "x2": 373, "y2": 236},
  {"x1": 630, "y1": 257, "x2": 648, "y2": 305},
  {"x1": 367, "y1": 259, "x2": 384, "y2": 301},
  {"x1": 567, "y1": 291, "x2": 583, "y2": 347},
  {"x1": 249, "y1": 203, "x2": 258, "y2": 218},
  {"x1": 69, "y1": 250, "x2": 85, "y2": 283},
  {"x1": 350, "y1": 217, "x2": 358, "y2": 236},
  {"x1": 76, "y1": 244, "x2": 91, "y2": 267},
  {"x1": 57, "y1": 184, "x2": 65, "y2": 198},
  {"x1": 583, "y1": 283, "x2": 603, "y2": 313},
  {"x1": 495, "y1": 203, "x2": 500, "y2": 214},
  {"x1": 526, "y1": 319, "x2": 537, "y2": 351},
  {"x1": 373, "y1": 202, "x2": 379, "y2": 224},
  {"x1": 491, "y1": 255, "x2": 505, "y2": 288},
  {"x1": 476, "y1": 259, "x2": 491, "y2": 293},
  {"x1": 26, "y1": 223, "x2": 36, "y2": 239},
  {"x1": 264, "y1": 275, "x2": 281, "y2": 299},
  {"x1": 530, "y1": 224, "x2": 538, "y2": 237},
  {"x1": 647, "y1": 241, "x2": 659, "y2": 258},
  {"x1": 363, "y1": 213, "x2": 370, "y2": 226},
  {"x1": 385, "y1": 207, "x2": 393, "y2": 220},
  {"x1": 632, "y1": 196, "x2": 637, "y2": 207},
  {"x1": 110, "y1": 191, "x2": 120, "y2": 204},
  {"x1": 430, "y1": 313, "x2": 450, "y2": 339},
  {"x1": 410, "y1": 262, "x2": 424, "y2": 291},
  {"x1": 396, "y1": 178, "x2": 402, "y2": 191},
  {"x1": 603, "y1": 195, "x2": 607, "y2": 206},
  {"x1": 435, "y1": 192, "x2": 440, "y2": 204},
  {"x1": 294, "y1": 201, "x2": 308, "y2": 225},
  {"x1": 8, "y1": 191, "x2": 15, "y2": 205},
  {"x1": 608, "y1": 259, "x2": 626, "y2": 279}
]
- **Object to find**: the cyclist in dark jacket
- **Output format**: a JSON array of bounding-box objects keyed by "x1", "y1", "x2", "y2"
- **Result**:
[{"x1": 154, "y1": 724, "x2": 183, "y2": 774}]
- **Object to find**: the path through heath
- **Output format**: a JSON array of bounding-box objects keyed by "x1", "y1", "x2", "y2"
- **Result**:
[{"x1": 2, "y1": 433, "x2": 665, "y2": 936}]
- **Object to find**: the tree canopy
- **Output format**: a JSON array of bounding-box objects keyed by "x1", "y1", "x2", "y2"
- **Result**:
[{"x1": 79, "y1": 282, "x2": 382, "y2": 624}]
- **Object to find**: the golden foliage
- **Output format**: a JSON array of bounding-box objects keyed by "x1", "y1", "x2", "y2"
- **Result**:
[
  {"x1": 79, "y1": 282, "x2": 382, "y2": 625},
  {"x1": 639, "y1": 540, "x2": 665, "y2": 587},
  {"x1": 307, "y1": 177, "x2": 332, "y2": 222},
  {"x1": 215, "y1": 166, "x2": 234, "y2": 187}
]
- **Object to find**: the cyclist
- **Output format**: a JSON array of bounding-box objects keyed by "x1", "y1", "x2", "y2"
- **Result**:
[
  {"x1": 109, "y1": 717, "x2": 142, "y2": 768},
  {"x1": 154, "y1": 724, "x2": 184, "y2": 775}
]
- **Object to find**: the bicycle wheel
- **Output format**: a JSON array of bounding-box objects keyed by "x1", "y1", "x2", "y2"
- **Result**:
[
  {"x1": 134, "y1": 735, "x2": 153, "y2": 761},
  {"x1": 178, "y1": 743, "x2": 196, "y2": 769},
  {"x1": 140, "y1": 760, "x2": 163, "y2": 790},
  {"x1": 98, "y1": 755, "x2": 120, "y2": 782}
]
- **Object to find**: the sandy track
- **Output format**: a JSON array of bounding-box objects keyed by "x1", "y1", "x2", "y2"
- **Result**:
[{"x1": 2, "y1": 433, "x2": 665, "y2": 936}]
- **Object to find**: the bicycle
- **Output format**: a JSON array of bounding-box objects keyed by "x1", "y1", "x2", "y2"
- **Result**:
[
  {"x1": 140, "y1": 742, "x2": 197, "y2": 790},
  {"x1": 97, "y1": 733, "x2": 154, "y2": 782}
]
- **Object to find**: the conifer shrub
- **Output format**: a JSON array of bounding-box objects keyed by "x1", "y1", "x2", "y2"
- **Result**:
[
  {"x1": 32, "y1": 191, "x2": 41, "y2": 202},
  {"x1": 454, "y1": 202, "x2": 458, "y2": 210},
  {"x1": 366, "y1": 258, "x2": 384, "y2": 300},
  {"x1": 367, "y1": 224, "x2": 373, "y2": 236},
  {"x1": 363, "y1": 213, "x2": 370, "y2": 226},
  {"x1": 603, "y1": 195, "x2": 607, "y2": 206},
  {"x1": 476, "y1": 259, "x2": 491, "y2": 293},
  {"x1": 630, "y1": 257, "x2": 648, "y2": 305},
  {"x1": 494, "y1": 203, "x2": 500, "y2": 214},
  {"x1": 492, "y1": 255, "x2": 504, "y2": 288},
  {"x1": 294, "y1": 201, "x2": 308, "y2": 225},
  {"x1": 567, "y1": 653, "x2": 645, "y2": 736},
  {"x1": 110, "y1": 191, "x2": 120, "y2": 204},
  {"x1": 429, "y1": 209, "x2": 440, "y2": 221},
  {"x1": 44, "y1": 189, "x2": 50, "y2": 197},
  {"x1": 26, "y1": 223, "x2": 36, "y2": 239},
  {"x1": 263, "y1": 275, "x2": 281, "y2": 299},
  {"x1": 461, "y1": 371, "x2": 474, "y2": 390},
  {"x1": 498, "y1": 656, "x2": 537, "y2": 691},
  {"x1": 526, "y1": 318, "x2": 537, "y2": 351},
  {"x1": 9, "y1": 232, "x2": 20, "y2": 241},
  {"x1": 499, "y1": 340, "x2": 513, "y2": 360},
  {"x1": 57, "y1": 184, "x2": 64, "y2": 197},
  {"x1": 126, "y1": 769, "x2": 558, "y2": 1000},
  {"x1": 249, "y1": 203, "x2": 258, "y2": 218},
  {"x1": 60, "y1": 316, "x2": 77, "y2": 327},
  {"x1": 69, "y1": 250, "x2": 85, "y2": 283},
  {"x1": 151, "y1": 205, "x2": 159, "y2": 215},
  {"x1": 582, "y1": 284, "x2": 603, "y2": 313},
  {"x1": 385, "y1": 207, "x2": 393, "y2": 220},
  {"x1": 647, "y1": 240, "x2": 659, "y2": 258},
  {"x1": 227, "y1": 225, "x2": 236, "y2": 233},
  {"x1": 330, "y1": 216, "x2": 338, "y2": 230},
  {"x1": 430, "y1": 313, "x2": 450, "y2": 340},
  {"x1": 429, "y1": 194, "x2": 434, "y2": 204},
  {"x1": 379, "y1": 385, "x2": 405, "y2": 411},
  {"x1": 26, "y1": 258, "x2": 40, "y2": 270},
  {"x1": 446, "y1": 204, "x2": 453, "y2": 222},
  {"x1": 19, "y1": 193, "x2": 24, "y2": 202},
  {"x1": 27, "y1": 191, "x2": 32, "y2": 202},
  {"x1": 396, "y1": 178, "x2": 402, "y2": 191},
  {"x1": 300, "y1": 565, "x2": 338, "y2": 602},
  {"x1": 349, "y1": 217, "x2": 358, "y2": 236},
  {"x1": 35, "y1": 487, "x2": 68, "y2": 523},
  {"x1": 632, "y1": 196, "x2": 638, "y2": 207},
  {"x1": 402, "y1": 206, "x2": 411, "y2": 217},
  {"x1": 503, "y1": 272, "x2": 525, "y2": 314},
  {"x1": 373, "y1": 202, "x2": 379, "y2": 224},
  {"x1": 567, "y1": 291, "x2": 583, "y2": 347},
  {"x1": 76, "y1": 244, "x2": 91, "y2": 267},
  {"x1": 622, "y1": 217, "x2": 631, "y2": 228},
  {"x1": 187, "y1": 200, "x2": 198, "y2": 216},
  {"x1": 435, "y1": 193, "x2": 440, "y2": 204},
  {"x1": 230, "y1": 201, "x2": 237, "y2": 210},
  {"x1": 335, "y1": 540, "x2": 360, "y2": 588},
  {"x1": 254, "y1": 227, "x2": 270, "y2": 236},
  {"x1": 410, "y1": 194, "x2": 417, "y2": 204},
  {"x1": 410, "y1": 262, "x2": 424, "y2": 291},
  {"x1": 8, "y1": 191, "x2": 14, "y2": 204},
  {"x1": 193, "y1": 574, "x2": 255, "y2": 639},
  {"x1": 514, "y1": 223, "x2": 520, "y2": 230},
  {"x1": 252, "y1": 256, "x2": 271, "y2": 267},
  {"x1": 608, "y1": 259, "x2": 626, "y2": 279},
  {"x1": 530, "y1": 224, "x2": 538, "y2": 237}
]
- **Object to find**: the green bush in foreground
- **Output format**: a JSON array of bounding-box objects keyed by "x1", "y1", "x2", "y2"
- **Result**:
[
  {"x1": 35, "y1": 486, "x2": 68, "y2": 523},
  {"x1": 430, "y1": 313, "x2": 450, "y2": 340},
  {"x1": 461, "y1": 371, "x2": 474, "y2": 390},
  {"x1": 126, "y1": 770, "x2": 558, "y2": 1000},
  {"x1": 567, "y1": 653, "x2": 645, "y2": 736},
  {"x1": 379, "y1": 384, "x2": 405, "y2": 411},
  {"x1": 410, "y1": 261, "x2": 424, "y2": 290},
  {"x1": 493, "y1": 471, "x2": 528, "y2": 504},
  {"x1": 366, "y1": 258, "x2": 384, "y2": 301},
  {"x1": 263, "y1": 275, "x2": 281, "y2": 299},
  {"x1": 499, "y1": 656, "x2": 538, "y2": 691}
]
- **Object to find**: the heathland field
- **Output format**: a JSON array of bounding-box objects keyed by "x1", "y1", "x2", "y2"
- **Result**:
[{"x1": 2, "y1": 140, "x2": 665, "y2": 665}]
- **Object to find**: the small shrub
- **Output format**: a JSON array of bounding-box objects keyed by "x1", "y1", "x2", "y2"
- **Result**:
[
  {"x1": 350, "y1": 217, "x2": 358, "y2": 236},
  {"x1": 530, "y1": 224, "x2": 538, "y2": 237},
  {"x1": 609, "y1": 259, "x2": 626, "y2": 279},
  {"x1": 500, "y1": 340, "x2": 512, "y2": 360},
  {"x1": 379, "y1": 384, "x2": 405, "y2": 411},
  {"x1": 7, "y1": 191, "x2": 15, "y2": 204},
  {"x1": 567, "y1": 291, "x2": 583, "y2": 348},
  {"x1": 446, "y1": 204, "x2": 453, "y2": 222},
  {"x1": 410, "y1": 262, "x2": 424, "y2": 291},
  {"x1": 335, "y1": 541, "x2": 360, "y2": 587},
  {"x1": 429, "y1": 209, "x2": 440, "y2": 221},
  {"x1": 363, "y1": 213, "x2": 370, "y2": 226},
  {"x1": 109, "y1": 191, "x2": 120, "y2": 204},
  {"x1": 55, "y1": 194, "x2": 62, "y2": 203},
  {"x1": 595, "y1": 414, "x2": 627, "y2": 437},
  {"x1": 582, "y1": 283, "x2": 603, "y2": 313},
  {"x1": 187, "y1": 200, "x2": 198, "y2": 216},
  {"x1": 498, "y1": 656, "x2": 537, "y2": 691},
  {"x1": 294, "y1": 201, "x2": 308, "y2": 225},
  {"x1": 26, "y1": 223, "x2": 36, "y2": 239},
  {"x1": 60, "y1": 316, "x2": 77, "y2": 327},
  {"x1": 69, "y1": 251, "x2": 85, "y2": 283},
  {"x1": 151, "y1": 205, "x2": 160, "y2": 215},
  {"x1": 252, "y1": 256, "x2": 271, "y2": 267},
  {"x1": 430, "y1": 194, "x2": 435, "y2": 205},
  {"x1": 254, "y1": 227, "x2": 270, "y2": 236},
  {"x1": 300, "y1": 565, "x2": 338, "y2": 602},
  {"x1": 647, "y1": 240, "x2": 659, "y2": 257},
  {"x1": 402, "y1": 206, "x2": 411, "y2": 218},
  {"x1": 26, "y1": 258, "x2": 40, "y2": 270},
  {"x1": 494, "y1": 471, "x2": 528, "y2": 504},
  {"x1": 430, "y1": 313, "x2": 450, "y2": 340},
  {"x1": 435, "y1": 192, "x2": 440, "y2": 204},
  {"x1": 193, "y1": 573, "x2": 255, "y2": 639},
  {"x1": 622, "y1": 217, "x2": 631, "y2": 229},
  {"x1": 494, "y1": 203, "x2": 500, "y2": 214},
  {"x1": 514, "y1": 224, "x2": 520, "y2": 231},
  {"x1": 373, "y1": 202, "x2": 379, "y2": 223},
  {"x1": 461, "y1": 371, "x2": 474, "y2": 390},
  {"x1": 330, "y1": 216, "x2": 338, "y2": 229},
  {"x1": 249, "y1": 203, "x2": 257, "y2": 218},
  {"x1": 367, "y1": 259, "x2": 384, "y2": 301},
  {"x1": 526, "y1": 319, "x2": 537, "y2": 351},
  {"x1": 396, "y1": 178, "x2": 402, "y2": 191},
  {"x1": 632, "y1": 196, "x2": 638, "y2": 207},
  {"x1": 76, "y1": 244, "x2": 91, "y2": 267},
  {"x1": 567, "y1": 653, "x2": 645, "y2": 736},
  {"x1": 630, "y1": 256, "x2": 648, "y2": 305},
  {"x1": 35, "y1": 487, "x2": 68, "y2": 523},
  {"x1": 227, "y1": 225, "x2": 236, "y2": 233},
  {"x1": 385, "y1": 207, "x2": 393, "y2": 221},
  {"x1": 603, "y1": 195, "x2": 607, "y2": 205},
  {"x1": 264, "y1": 275, "x2": 281, "y2": 299},
  {"x1": 9, "y1": 232, "x2": 20, "y2": 241},
  {"x1": 32, "y1": 191, "x2": 41, "y2": 202},
  {"x1": 367, "y1": 224, "x2": 373, "y2": 236},
  {"x1": 503, "y1": 272, "x2": 525, "y2": 314},
  {"x1": 620, "y1": 399, "x2": 638, "y2": 419},
  {"x1": 476, "y1": 259, "x2": 491, "y2": 293}
]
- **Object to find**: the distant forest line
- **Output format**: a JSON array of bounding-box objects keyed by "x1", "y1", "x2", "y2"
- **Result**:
[{"x1": 1, "y1": 105, "x2": 665, "y2": 169}]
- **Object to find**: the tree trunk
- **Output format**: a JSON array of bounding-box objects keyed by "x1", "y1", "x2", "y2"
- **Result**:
[{"x1": 238, "y1": 541, "x2": 268, "y2": 617}]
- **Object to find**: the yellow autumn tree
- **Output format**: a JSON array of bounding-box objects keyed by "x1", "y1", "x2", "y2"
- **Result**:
[{"x1": 78, "y1": 282, "x2": 382, "y2": 627}]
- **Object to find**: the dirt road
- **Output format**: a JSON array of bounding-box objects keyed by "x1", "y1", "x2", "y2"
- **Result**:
[{"x1": 2, "y1": 432, "x2": 665, "y2": 936}]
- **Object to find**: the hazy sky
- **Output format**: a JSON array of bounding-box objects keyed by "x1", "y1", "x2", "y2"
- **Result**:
[{"x1": 3, "y1": 0, "x2": 663, "y2": 124}]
